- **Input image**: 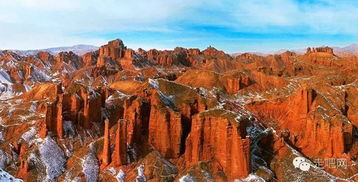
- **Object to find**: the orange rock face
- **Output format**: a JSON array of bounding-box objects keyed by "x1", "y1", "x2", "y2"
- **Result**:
[
  {"x1": 224, "y1": 74, "x2": 251, "y2": 94},
  {"x1": 101, "y1": 119, "x2": 111, "y2": 167},
  {"x1": 123, "y1": 96, "x2": 149, "y2": 146},
  {"x1": 148, "y1": 92, "x2": 183, "y2": 158},
  {"x1": 113, "y1": 119, "x2": 128, "y2": 166},
  {"x1": 82, "y1": 92, "x2": 103, "y2": 128},
  {"x1": 43, "y1": 95, "x2": 64, "y2": 137},
  {"x1": 82, "y1": 52, "x2": 98, "y2": 66},
  {"x1": 247, "y1": 85, "x2": 353, "y2": 160},
  {"x1": 185, "y1": 110, "x2": 251, "y2": 179},
  {"x1": 99, "y1": 39, "x2": 125, "y2": 60},
  {"x1": 306, "y1": 46, "x2": 334, "y2": 54}
]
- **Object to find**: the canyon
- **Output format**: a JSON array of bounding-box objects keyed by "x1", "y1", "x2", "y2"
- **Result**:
[{"x1": 0, "y1": 39, "x2": 357, "y2": 182}]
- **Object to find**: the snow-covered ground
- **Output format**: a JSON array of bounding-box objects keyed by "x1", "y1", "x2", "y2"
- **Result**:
[
  {"x1": 82, "y1": 153, "x2": 99, "y2": 182},
  {"x1": 39, "y1": 136, "x2": 66, "y2": 181},
  {"x1": 0, "y1": 168, "x2": 23, "y2": 182},
  {"x1": 179, "y1": 174, "x2": 196, "y2": 182}
]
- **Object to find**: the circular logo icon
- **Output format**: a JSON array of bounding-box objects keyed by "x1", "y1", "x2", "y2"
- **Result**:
[
  {"x1": 293, "y1": 157, "x2": 310, "y2": 171},
  {"x1": 293, "y1": 157, "x2": 305, "y2": 168},
  {"x1": 299, "y1": 162, "x2": 310, "y2": 171}
]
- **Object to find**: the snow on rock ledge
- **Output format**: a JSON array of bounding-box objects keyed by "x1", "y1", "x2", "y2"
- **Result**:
[
  {"x1": 0, "y1": 168, "x2": 23, "y2": 182},
  {"x1": 234, "y1": 174, "x2": 265, "y2": 182},
  {"x1": 179, "y1": 174, "x2": 196, "y2": 182},
  {"x1": 82, "y1": 153, "x2": 99, "y2": 182},
  {"x1": 116, "y1": 169, "x2": 125, "y2": 182},
  {"x1": 135, "y1": 164, "x2": 147, "y2": 182},
  {"x1": 39, "y1": 136, "x2": 66, "y2": 181}
]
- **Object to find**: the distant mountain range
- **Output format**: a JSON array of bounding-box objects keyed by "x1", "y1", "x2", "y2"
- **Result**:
[
  {"x1": 233, "y1": 43, "x2": 358, "y2": 56},
  {"x1": 333, "y1": 44, "x2": 358, "y2": 54},
  {"x1": 4, "y1": 43, "x2": 358, "y2": 57},
  {"x1": 8, "y1": 44, "x2": 98, "y2": 56}
]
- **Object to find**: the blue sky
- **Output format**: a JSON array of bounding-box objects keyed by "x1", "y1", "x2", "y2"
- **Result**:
[{"x1": 0, "y1": 0, "x2": 357, "y2": 53}]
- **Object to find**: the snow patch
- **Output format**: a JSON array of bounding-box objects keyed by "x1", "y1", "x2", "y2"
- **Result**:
[
  {"x1": 82, "y1": 153, "x2": 99, "y2": 182},
  {"x1": 235, "y1": 113, "x2": 244, "y2": 122},
  {"x1": 179, "y1": 174, "x2": 196, "y2": 182},
  {"x1": 0, "y1": 69, "x2": 13, "y2": 84},
  {"x1": 0, "y1": 150, "x2": 11, "y2": 169},
  {"x1": 63, "y1": 120, "x2": 76, "y2": 137},
  {"x1": 29, "y1": 102, "x2": 38, "y2": 113},
  {"x1": 158, "y1": 91, "x2": 175, "y2": 107},
  {"x1": 0, "y1": 131, "x2": 4, "y2": 143},
  {"x1": 39, "y1": 136, "x2": 66, "y2": 181},
  {"x1": 0, "y1": 168, "x2": 23, "y2": 182},
  {"x1": 234, "y1": 174, "x2": 265, "y2": 182},
  {"x1": 21, "y1": 127, "x2": 36, "y2": 143},
  {"x1": 135, "y1": 164, "x2": 146, "y2": 182},
  {"x1": 148, "y1": 79, "x2": 159, "y2": 89},
  {"x1": 30, "y1": 65, "x2": 51, "y2": 82},
  {"x1": 148, "y1": 78, "x2": 175, "y2": 107},
  {"x1": 116, "y1": 170, "x2": 126, "y2": 182},
  {"x1": 0, "y1": 84, "x2": 15, "y2": 100},
  {"x1": 201, "y1": 170, "x2": 214, "y2": 182}
]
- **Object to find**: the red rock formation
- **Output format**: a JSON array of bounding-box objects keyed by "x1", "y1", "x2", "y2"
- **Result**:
[
  {"x1": 42, "y1": 86, "x2": 105, "y2": 135},
  {"x1": 17, "y1": 143, "x2": 29, "y2": 179},
  {"x1": 187, "y1": 48, "x2": 200, "y2": 56},
  {"x1": 24, "y1": 64, "x2": 32, "y2": 80},
  {"x1": 120, "y1": 49, "x2": 135, "y2": 69},
  {"x1": 185, "y1": 110, "x2": 251, "y2": 179},
  {"x1": 62, "y1": 93, "x2": 83, "y2": 124},
  {"x1": 304, "y1": 47, "x2": 336, "y2": 66},
  {"x1": 82, "y1": 52, "x2": 98, "y2": 66},
  {"x1": 55, "y1": 51, "x2": 83, "y2": 69},
  {"x1": 39, "y1": 120, "x2": 48, "y2": 138},
  {"x1": 99, "y1": 86, "x2": 111, "y2": 105},
  {"x1": 97, "y1": 39, "x2": 125, "y2": 68},
  {"x1": 123, "y1": 96, "x2": 147, "y2": 146},
  {"x1": 247, "y1": 85, "x2": 352, "y2": 160},
  {"x1": 299, "y1": 114, "x2": 347, "y2": 158},
  {"x1": 113, "y1": 120, "x2": 128, "y2": 166},
  {"x1": 145, "y1": 48, "x2": 191, "y2": 66},
  {"x1": 22, "y1": 83, "x2": 63, "y2": 101},
  {"x1": 249, "y1": 71, "x2": 288, "y2": 90},
  {"x1": 44, "y1": 95, "x2": 64, "y2": 137},
  {"x1": 235, "y1": 53, "x2": 265, "y2": 64},
  {"x1": 37, "y1": 51, "x2": 52, "y2": 62},
  {"x1": 101, "y1": 119, "x2": 111, "y2": 167},
  {"x1": 290, "y1": 86, "x2": 316, "y2": 117},
  {"x1": 99, "y1": 39, "x2": 125, "y2": 60},
  {"x1": 124, "y1": 49, "x2": 134, "y2": 59},
  {"x1": 148, "y1": 92, "x2": 183, "y2": 158},
  {"x1": 96, "y1": 56, "x2": 110, "y2": 67},
  {"x1": 2, "y1": 38, "x2": 358, "y2": 181},
  {"x1": 82, "y1": 91, "x2": 103, "y2": 128},
  {"x1": 56, "y1": 95, "x2": 64, "y2": 138},
  {"x1": 306, "y1": 46, "x2": 334, "y2": 54},
  {"x1": 17, "y1": 159, "x2": 29, "y2": 179},
  {"x1": 224, "y1": 74, "x2": 250, "y2": 94},
  {"x1": 279, "y1": 51, "x2": 296, "y2": 63},
  {"x1": 202, "y1": 46, "x2": 227, "y2": 57}
]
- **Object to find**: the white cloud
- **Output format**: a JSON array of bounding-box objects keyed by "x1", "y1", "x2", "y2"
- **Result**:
[
  {"x1": 0, "y1": 0, "x2": 205, "y2": 49},
  {"x1": 0, "y1": 0, "x2": 357, "y2": 50},
  {"x1": 228, "y1": 0, "x2": 358, "y2": 34}
]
